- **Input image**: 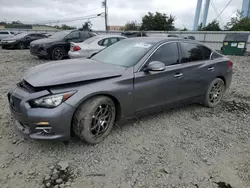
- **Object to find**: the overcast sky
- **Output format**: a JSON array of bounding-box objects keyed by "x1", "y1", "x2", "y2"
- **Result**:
[{"x1": 0, "y1": 0, "x2": 243, "y2": 30}]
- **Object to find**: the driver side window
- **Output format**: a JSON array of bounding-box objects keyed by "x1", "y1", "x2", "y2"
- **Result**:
[
  {"x1": 147, "y1": 42, "x2": 180, "y2": 66},
  {"x1": 67, "y1": 31, "x2": 80, "y2": 40}
]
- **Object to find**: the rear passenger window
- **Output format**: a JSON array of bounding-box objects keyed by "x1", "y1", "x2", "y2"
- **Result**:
[
  {"x1": 180, "y1": 43, "x2": 203, "y2": 63},
  {"x1": 202, "y1": 46, "x2": 212, "y2": 60},
  {"x1": 148, "y1": 42, "x2": 179, "y2": 66},
  {"x1": 110, "y1": 38, "x2": 118, "y2": 44},
  {"x1": 81, "y1": 32, "x2": 91, "y2": 39},
  {"x1": 98, "y1": 39, "x2": 109, "y2": 46}
]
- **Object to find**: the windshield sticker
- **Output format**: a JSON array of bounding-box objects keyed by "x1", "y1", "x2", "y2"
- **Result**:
[{"x1": 134, "y1": 43, "x2": 151, "y2": 48}]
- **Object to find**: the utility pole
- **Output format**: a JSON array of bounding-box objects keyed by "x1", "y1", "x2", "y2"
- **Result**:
[
  {"x1": 102, "y1": 0, "x2": 108, "y2": 32},
  {"x1": 193, "y1": 0, "x2": 203, "y2": 31}
]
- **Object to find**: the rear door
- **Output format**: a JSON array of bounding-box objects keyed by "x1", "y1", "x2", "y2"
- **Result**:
[
  {"x1": 36, "y1": 34, "x2": 47, "y2": 39},
  {"x1": 177, "y1": 42, "x2": 217, "y2": 99},
  {"x1": 134, "y1": 42, "x2": 184, "y2": 112},
  {"x1": 25, "y1": 34, "x2": 37, "y2": 46}
]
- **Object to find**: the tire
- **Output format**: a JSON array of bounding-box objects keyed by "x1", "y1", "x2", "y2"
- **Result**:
[
  {"x1": 18, "y1": 42, "x2": 25, "y2": 50},
  {"x1": 52, "y1": 47, "x2": 65, "y2": 60},
  {"x1": 203, "y1": 78, "x2": 225, "y2": 108},
  {"x1": 73, "y1": 96, "x2": 116, "y2": 144}
]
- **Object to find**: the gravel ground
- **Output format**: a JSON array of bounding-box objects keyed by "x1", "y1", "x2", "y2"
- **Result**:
[{"x1": 0, "y1": 49, "x2": 250, "y2": 188}]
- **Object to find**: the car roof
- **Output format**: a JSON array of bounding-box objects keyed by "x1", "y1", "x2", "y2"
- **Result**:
[
  {"x1": 124, "y1": 37, "x2": 203, "y2": 45},
  {"x1": 93, "y1": 35, "x2": 126, "y2": 39}
]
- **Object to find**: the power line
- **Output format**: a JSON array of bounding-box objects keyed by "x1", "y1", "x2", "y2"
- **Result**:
[
  {"x1": 211, "y1": 0, "x2": 225, "y2": 25},
  {"x1": 34, "y1": 13, "x2": 104, "y2": 25},
  {"x1": 60, "y1": 8, "x2": 103, "y2": 18},
  {"x1": 215, "y1": 0, "x2": 233, "y2": 20}
]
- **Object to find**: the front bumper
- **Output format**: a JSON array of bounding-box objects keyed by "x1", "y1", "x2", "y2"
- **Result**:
[
  {"x1": 8, "y1": 87, "x2": 75, "y2": 141},
  {"x1": 30, "y1": 46, "x2": 49, "y2": 58},
  {"x1": 1, "y1": 41, "x2": 17, "y2": 48}
]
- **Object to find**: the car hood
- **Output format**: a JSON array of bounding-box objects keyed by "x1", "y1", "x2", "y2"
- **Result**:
[
  {"x1": 1, "y1": 37, "x2": 18, "y2": 41},
  {"x1": 31, "y1": 38, "x2": 59, "y2": 45},
  {"x1": 23, "y1": 58, "x2": 126, "y2": 87}
]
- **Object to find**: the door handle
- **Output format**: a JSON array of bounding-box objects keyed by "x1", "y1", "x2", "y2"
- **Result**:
[
  {"x1": 174, "y1": 73, "x2": 183, "y2": 78},
  {"x1": 207, "y1": 67, "x2": 215, "y2": 71}
]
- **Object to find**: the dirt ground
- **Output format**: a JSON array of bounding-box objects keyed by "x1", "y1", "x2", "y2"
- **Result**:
[{"x1": 0, "y1": 49, "x2": 249, "y2": 188}]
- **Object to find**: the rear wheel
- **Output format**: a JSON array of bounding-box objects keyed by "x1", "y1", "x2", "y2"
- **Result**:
[
  {"x1": 52, "y1": 47, "x2": 65, "y2": 60},
  {"x1": 203, "y1": 78, "x2": 225, "y2": 108},
  {"x1": 73, "y1": 96, "x2": 116, "y2": 144}
]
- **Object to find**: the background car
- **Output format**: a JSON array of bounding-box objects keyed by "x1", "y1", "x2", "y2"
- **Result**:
[
  {"x1": 0, "y1": 30, "x2": 15, "y2": 41},
  {"x1": 30, "y1": 30, "x2": 97, "y2": 60},
  {"x1": 1, "y1": 32, "x2": 47, "y2": 49},
  {"x1": 121, "y1": 31, "x2": 148, "y2": 38},
  {"x1": 68, "y1": 35, "x2": 126, "y2": 59},
  {"x1": 8, "y1": 37, "x2": 232, "y2": 144}
]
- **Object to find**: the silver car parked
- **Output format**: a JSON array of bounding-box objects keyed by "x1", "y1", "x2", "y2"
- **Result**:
[
  {"x1": 0, "y1": 30, "x2": 15, "y2": 41},
  {"x1": 68, "y1": 35, "x2": 126, "y2": 59},
  {"x1": 8, "y1": 37, "x2": 233, "y2": 144}
]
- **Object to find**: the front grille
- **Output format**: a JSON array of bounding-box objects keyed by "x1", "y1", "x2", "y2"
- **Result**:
[
  {"x1": 18, "y1": 80, "x2": 35, "y2": 93},
  {"x1": 11, "y1": 96, "x2": 22, "y2": 112}
]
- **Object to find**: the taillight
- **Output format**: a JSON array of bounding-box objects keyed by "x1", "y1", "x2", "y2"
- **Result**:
[
  {"x1": 228, "y1": 61, "x2": 233, "y2": 68},
  {"x1": 73, "y1": 45, "x2": 81, "y2": 51}
]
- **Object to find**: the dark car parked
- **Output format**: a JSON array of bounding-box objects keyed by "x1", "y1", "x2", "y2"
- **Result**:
[
  {"x1": 121, "y1": 31, "x2": 148, "y2": 38},
  {"x1": 1, "y1": 33, "x2": 47, "y2": 49},
  {"x1": 8, "y1": 37, "x2": 232, "y2": 144},
  {"x1": 30, "y1": 30, "x2": 97, "y2": 60}
]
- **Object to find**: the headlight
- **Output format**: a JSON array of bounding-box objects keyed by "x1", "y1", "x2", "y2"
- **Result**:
[
  {"x1": 41, "y1": 43, "x2": 50, "y2": 48},
  {"x1": 30, "y1": 91, "x2": 76, "y2": 108}
]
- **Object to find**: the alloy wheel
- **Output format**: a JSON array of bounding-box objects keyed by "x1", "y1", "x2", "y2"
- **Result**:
[
  {"x1": 91, "y1": 104, "x2": 113, "y2": 137},
  {"x1": 208, "y1": 80, "x2": 224, "y2": 104},
  {"x1": 19, "y1": 43, "x2": 25, "y2": 49},
  {"x1": 54, "y1": 49, "x2": 63, "y2": 60}
]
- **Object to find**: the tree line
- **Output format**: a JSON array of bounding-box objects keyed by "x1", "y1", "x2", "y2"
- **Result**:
[{"x1": 124, "y1": 10, "x2": 250, "y2": 31}]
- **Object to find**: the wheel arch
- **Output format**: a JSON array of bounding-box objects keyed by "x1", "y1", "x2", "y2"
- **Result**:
[
  {"x1": 70, "y1": 93, "x2": 122, "y2": 136},
  {"x1": 50, "y1": 45, "x2": 67, "y2": 58},
  {"x1": 216, "y1": 76, "x2": 226, "y2": 87}
]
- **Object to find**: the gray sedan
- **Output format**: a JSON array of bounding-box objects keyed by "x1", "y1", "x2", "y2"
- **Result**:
[{"x1": 8, "y1": 37, "x2": 232, "y2": 144}]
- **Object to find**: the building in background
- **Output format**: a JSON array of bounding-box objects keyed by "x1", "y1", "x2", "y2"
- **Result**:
[
  {"x1": 107, "y1": 25, "x2": 124, "y2": 30},
  {"x1": 32, "y1": 25, "x2": 57, "y2": 30}
]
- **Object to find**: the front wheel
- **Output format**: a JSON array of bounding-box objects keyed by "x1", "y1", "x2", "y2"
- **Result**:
[
  {"x1": 73, "y1": 96, "x2": 116, "y2": 144},
  {"x1": 18, "y1": 42, "x2": 25, "y2": 50},
  {"x1": 203, "y1": 78, "x2": 225, "y2": 108},
  {"x1": 51, "y1": 47, "x2": 65, "y2": 60}
]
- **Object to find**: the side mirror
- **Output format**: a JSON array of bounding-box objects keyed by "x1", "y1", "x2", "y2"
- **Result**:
[
  {"x1": 25, "y1": 36, "x2": 31, "y2": 40},
  {"x1": 146, "y1": 61, "x2": 165, "y2": 71}
]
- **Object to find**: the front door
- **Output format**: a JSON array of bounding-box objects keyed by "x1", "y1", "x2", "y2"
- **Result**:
[{"x1": 134, "y1": 42, "x2": 184, "y2": 112}]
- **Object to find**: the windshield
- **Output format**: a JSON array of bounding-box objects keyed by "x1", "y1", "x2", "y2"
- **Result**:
[
  {"x1": 91, "y1": 39, "x2": 153, "y2": 67},
  {"x1": 49, "y1": 31, "x2": 71, "y2": 39},
  {"x1": 12, "y1": 33, "x2": 28, "y2": 38}
]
